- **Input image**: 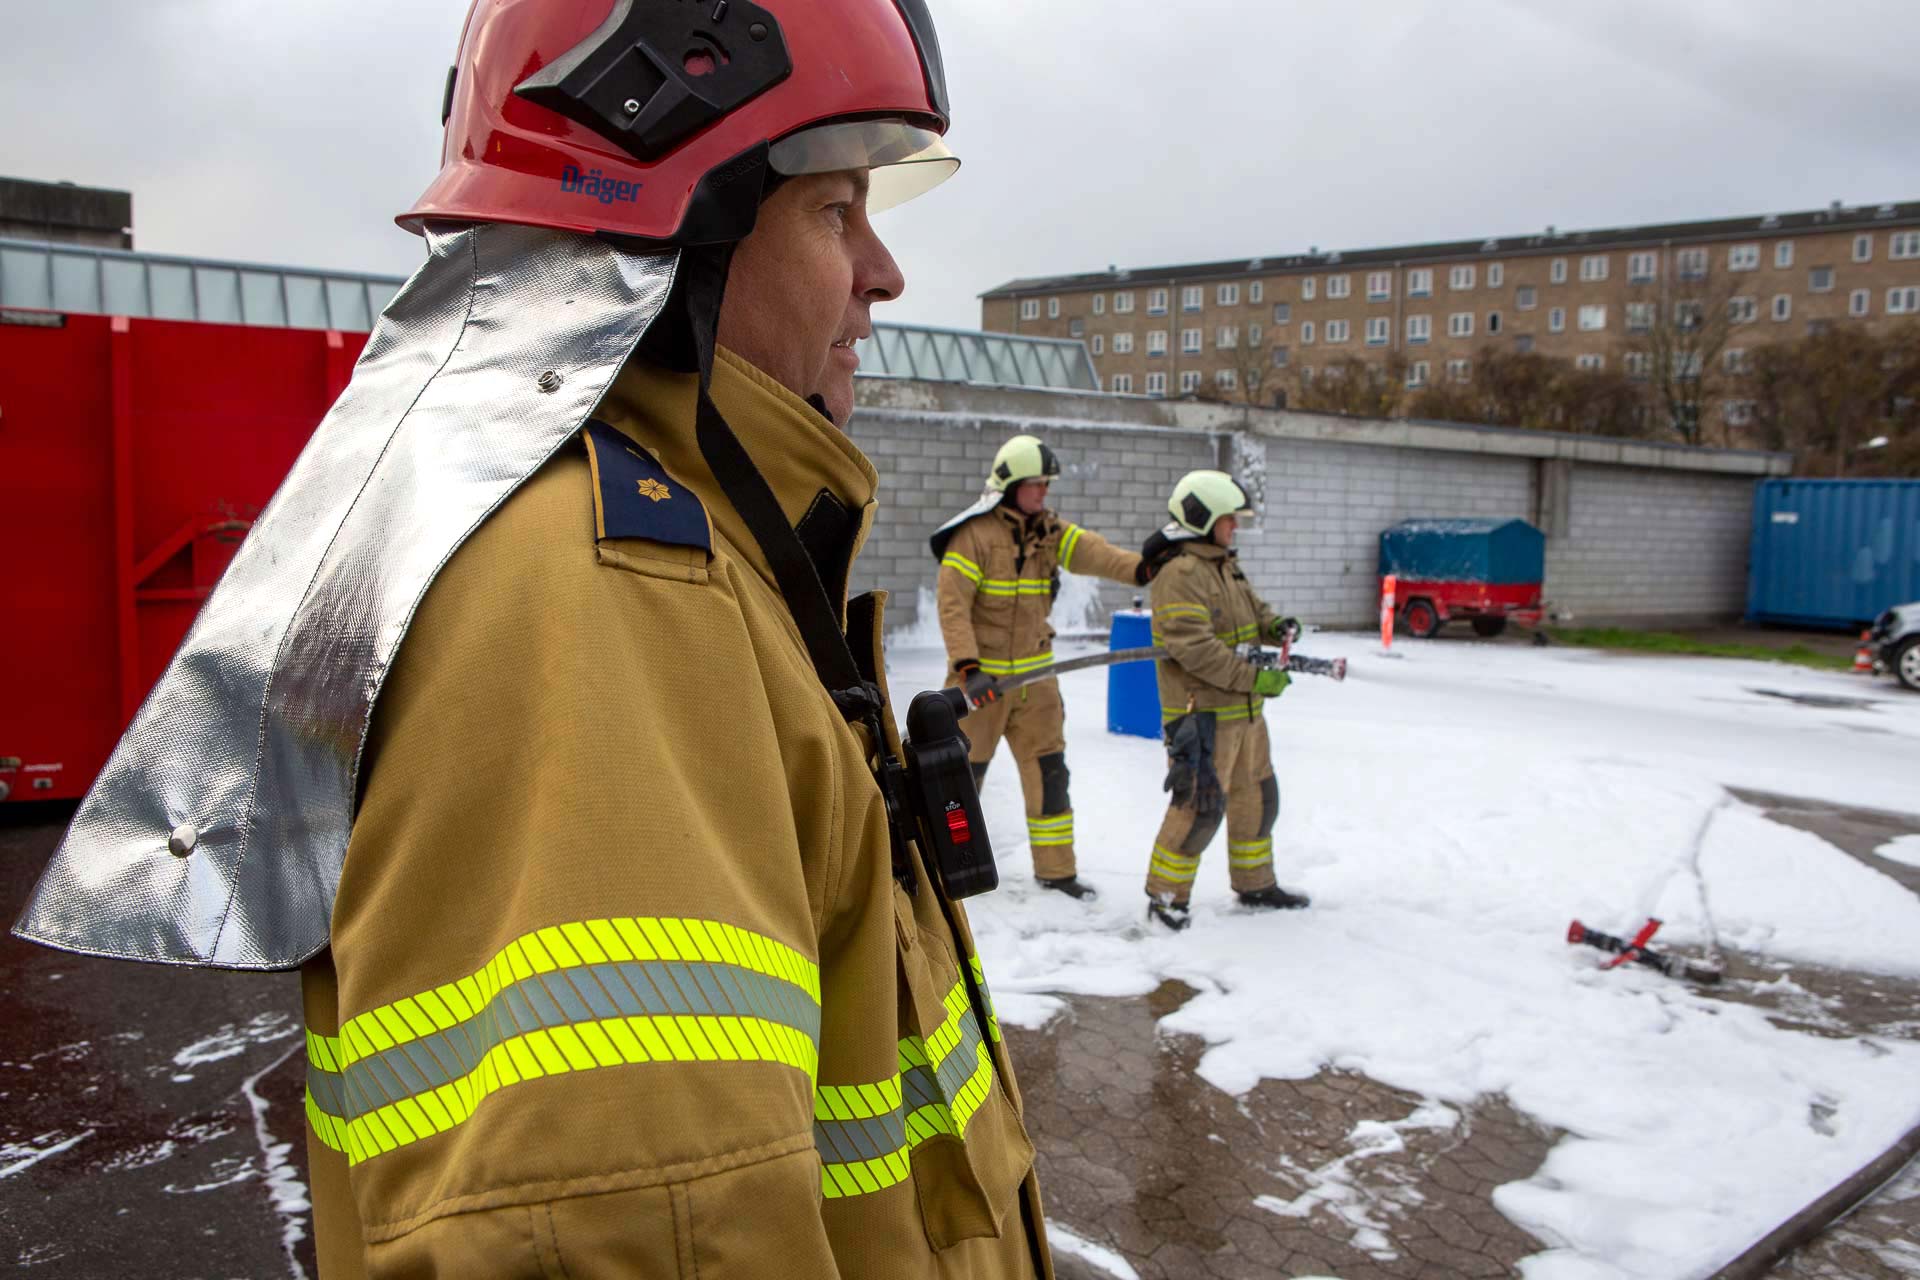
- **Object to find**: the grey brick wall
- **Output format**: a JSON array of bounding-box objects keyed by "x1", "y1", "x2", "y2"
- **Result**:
[{"x1": 845, "y1": 382, "x2": 1783, "y2": 635}]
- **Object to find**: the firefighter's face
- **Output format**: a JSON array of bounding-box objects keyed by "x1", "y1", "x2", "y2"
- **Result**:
[
  {"x1": 719, "y1": 169, "x2": 905, "y2": 429},
  {"x1": 1212, "y1": 515, "x2": 1238, "y2": 546},
  {"x1": 1012, "y1": 479, "x2": 1050, "y2": 515}
]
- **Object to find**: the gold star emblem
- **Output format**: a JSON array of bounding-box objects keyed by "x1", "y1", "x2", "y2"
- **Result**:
[{"x1": 637, "y1": 477, "x2": 671, "y2": 502}]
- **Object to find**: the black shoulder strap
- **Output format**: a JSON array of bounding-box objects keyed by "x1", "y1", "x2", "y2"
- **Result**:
[{"x1": 675, "y1": 245, "x2": 878, "y2": 722}]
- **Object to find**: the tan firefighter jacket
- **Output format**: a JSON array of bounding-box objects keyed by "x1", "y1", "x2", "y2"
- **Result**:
[
  {"x1": 300, "y1": 348, "x2": 1049, "y2": 1279},
  {"x1": 936, "y1": 505, "x2": 1141, "y2": 678},
  {"x1": 1150, "y1": 539, "x2": 1284, "y2": 724}
]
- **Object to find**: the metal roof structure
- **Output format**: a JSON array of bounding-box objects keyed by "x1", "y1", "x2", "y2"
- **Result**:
[{"x1": 0, "y1": 236, "x2": 1099, "y2": 392}]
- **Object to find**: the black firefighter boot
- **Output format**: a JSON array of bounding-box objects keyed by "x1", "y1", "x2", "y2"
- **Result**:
[
  {"x1": 1146, "y1": 895, "x2": 1191, "y2": 932},
  {"x1": 1038, "y1": 876, "x2": 1099, "y2": 901},
  {"x1": 1237, "y1": 885, "x2": 1311, "y2": 911}
]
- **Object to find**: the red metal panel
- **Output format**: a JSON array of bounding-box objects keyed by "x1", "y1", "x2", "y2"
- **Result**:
[{"x1": 1, "y1": 311, "x2": 368, "y2": 802}]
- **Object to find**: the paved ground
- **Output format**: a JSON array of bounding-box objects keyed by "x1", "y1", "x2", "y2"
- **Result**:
[{"x1": 5, "y1": 792, "x2": 1918, "y2": 1279}]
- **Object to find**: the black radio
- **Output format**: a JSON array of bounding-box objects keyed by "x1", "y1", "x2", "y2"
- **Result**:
[{"x1": 900, "y1": 688, "x2": 998, "y2": 900}]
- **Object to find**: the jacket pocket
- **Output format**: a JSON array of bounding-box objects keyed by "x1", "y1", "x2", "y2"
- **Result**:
[{"x1": 892, "y1": 886, "x2": 1035, "y2": 1250}]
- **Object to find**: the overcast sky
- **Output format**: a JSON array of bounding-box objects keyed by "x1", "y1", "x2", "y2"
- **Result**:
[{"x1": 5, "y1": 1, "x2": 1917, "y2": 331}]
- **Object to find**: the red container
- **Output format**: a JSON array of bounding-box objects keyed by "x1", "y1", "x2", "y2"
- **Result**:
[{"x1": 0, "y1": 310, "x2": 361, "y2": 802}]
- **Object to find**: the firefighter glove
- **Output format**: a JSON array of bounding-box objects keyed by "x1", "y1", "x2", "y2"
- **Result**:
[
  {"x1": 1252, "y1": 667, "x2": 1292, "y2": 698},
  {"x1": 1162, "y1": 711, "x2": 1223, "y2": 815},
  {"x1": 957, "y1": 662, "x2": 1001, "y2": 709},
  {"x1": 1268, "y1": 616, "x2": 1302, "y2": 643}
]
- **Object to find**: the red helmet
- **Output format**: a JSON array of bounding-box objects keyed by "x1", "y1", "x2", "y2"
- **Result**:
[{"x1": 403, "y1": 0, "x2": 956, "y2": 244}]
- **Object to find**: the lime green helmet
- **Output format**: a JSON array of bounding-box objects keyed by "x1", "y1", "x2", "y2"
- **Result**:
[
  {"x1": 988, "y1": 434, "x2": 1062, "y2": 492},
  {"x1": 1168, "y1": 470, "x2": 1253, "y2": 535}
]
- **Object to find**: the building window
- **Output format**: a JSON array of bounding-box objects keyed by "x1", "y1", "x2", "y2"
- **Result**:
[
  {"x1": 1890, "y1": 287, "x2": 1920, "y2": 315},
  {"x1": 1450, "y1": 264, "x2": 1476, "y2": 291},
  {"x1": 1272, "y1": 302, "x2": 1292, "y2": 325},
  {"x1": 1575, "y1": 354, "x2": 1604, "y2": 371},
  {"x1": 1093, "y1": 294, "x2": 1107, "y2": 316},
  {"x1": 1550, "y1": 258, "x2": 1568, "y2": 284},
  {"x1": 1853, "y1": 234, "x2": 1873, "y2": 263},
  {"x1": 1893, "y1": 232, "x2": 1920, "y2": 260},
  {"x1": 1326, "y1": 319, "x2": 1351, "y2": 343},
  {"x1": 1447, "y1": 358, "x2": 1471, "y2": 382},
  {"x1": 1578, "y1": 304, "x2": 1607, "y2": 331},
  {"x1": 1626, "y1": 302, "x2": 1655, "y2": 333},
  {"x1": 1182, "y1": 286, "x2": 1203, "y2": 312},
  {"x1": 1115, "y1": 291, "x2": 1136, "y2": 314},
  {"x1": 1365, "y1": 316, "x2": 1390, "y2": 345},
  {"x1": 1487, "y1": 262, "x2": 1505, "y2": 288},
  {"x1": 1180, "y1": 370, "x2": 1201, "y2": 393},
  {"x1": 1627, "y1": 252, "x2": 1657, "y2": 283},
  {"x1": 1772, "y1": 294, "x2": 1792, "y2": 322},
  {"x1": 1774, "y1": 242, "x2": 1794, "y2": 269},
  {"x1": 1090, "y1": 334, "x2": 1104, "y2": 355},
  {"x1": 1145, "y1": 371, "x2": 1167, "y2": 396},
  {"x1": 1487, "y1": 311, "x2": 1502, "y2": 335},
  {"x1": 1113, "y1": 331, "x2": 1135, "y2": 354},
  {"x1": 1215, "y1": 369, "x2": 1238, "y2": 392},
  {"x1": 1808, "y1": 266, "x2": 1835, "y2": 293},
  {"x1": 1218, "y1": 282, "x2": 1240, "y2": 306},
  {"x1": 1367, "y1": 271, "x2": 1392, "y2": 301},
  {"x1": 1723, "y1": 348, "x2": 1748, "y2": 374},
  {"x1": 1514, "y1": 335, "x2": 1534, "y2": 354},
  {"x1": 1675, "y1": 301, "x2": 1705, "y2": 331},
  {"x1": 1147, "y1": 329, "x2": 1167, "y2": 355},
  {"x1": 1300, "y1": 320, "x2": 1316, "y2": 344},
  {"x1": 1548, "y1": 307, "x2": 1566, "y2": 333},
  {"x1": 1272, "y1": 346, "x2": 1290, "y2": 368},
  {"x1": 1069, "y1": 317, "x2": 1085, "y2": 337},
  {"x1": 1407, "y1": 360, "x2": 1430, "y2": 388},
  {"x1": 1019, "y1": 299, "x2": 1039, "y2": 320},
  {"x1": 1850, "y1": 288, "x2": 1871, "y2": 317},
  {"x1": 1406, "y1": 314, "x2": 1431, "y2": 344},
  {"x1": 1727, "y1": 296, "x2": 1756, "y2": 324},
  {"x1": 1723, "y1": 400, "x2": 1755, "y2": 427},
  {"x1": 1302, "y1": 277, "x2": 1318, "y2": 301},
  {"x1": 1626, "y1": 352, "x2": 1650, "y2": 380},
  {"x1": 1407, "y1": 268, "x2": 1433, "y2": 297},
  {"x1": 1111, "y1": 374, "x2": 1132, "y2": 393},
  {"x1": 1217, "y1": 325, "x2": 1239, "y2": 349},
  {"x1": 1248, "y1": 323, "x2": 1263, "y2": 346},
  {"x1": 1249, "y1": 281, "x2": 1265, "y2": 304},
  {"x1": 1042, "y1": 298, "x2": 1057, "y2": 319},
  {"x1": 1728, "y1": 244, "x2": 1761, "y2": 271},
  {"x1": 1448, "y1": 311, "x2": 1474, "y2": 337},
  {"x1": 1516, "y1": 285, "x2": 1537, "y2": 311},
  {"x1": 1180, "y1": 328, "x2": 1202, "y2": 354},
  {"x1": 1142, "y1": 289, "x2": 1161, "y2": 315},
  {"x1": 1580, "y1": 254, "x2": 1609, "y2": 281},
  {"x1": 1677, "y1": 248, "x2": 1708, "y2": 280},
  {"x1": 1327, "y1": 274, "x2": 1352, "y2": 299}
]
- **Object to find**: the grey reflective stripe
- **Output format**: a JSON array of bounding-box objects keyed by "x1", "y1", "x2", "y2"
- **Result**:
[
  {"x1": 814, "y1": 1108, "x2": 909, "y2": 1164},
  {"x1": 812, "y1": 1003, "x2": 992, "y2": 1165},
  {"x1": 317, "y1": 960, "x2": 819, "y2": 1121},
  {"x1": 307, "y1": 1062, "x2": 351, "y2": 1120}
]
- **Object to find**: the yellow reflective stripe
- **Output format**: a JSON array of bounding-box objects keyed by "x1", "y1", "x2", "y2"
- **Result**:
[
  {"x1": 1228, "y1": 838, "x2": 1273, "y2": 867},
  {"x1": 976, "y1": 577, "x2": 1053, "y2": 598},
  {"x1": 1150, "y1": 843, "x2": 1201, "y2": 883},
  {"x1": 1027, "y1": 813, "x2": 1074, "y2": 847},
  {"x1": 941, "y1": 552, "x2": 983, "y2": 584},
  {"x1": 1153, "y1": 603, "x2": 1211, "y2": 620},
  {"x1": 1217, "y1": 623, "x2": 1260, "y2": 644},
  {"x1": 815, "y1": 1075, "x2": 904, "y2": 1121},
  {"x1": 967, "y1": 955, "x2": 1001, "y2": 1044},
  {"x1": 977, "y1": 651, "x2": 1055, "y2": 677},
  {"x1": 1058, "y1": 524, "x2": 1084, "y2": 571},
  {"x1": 1161, "y1": 701, "x2": 1265, "y2": 723}
]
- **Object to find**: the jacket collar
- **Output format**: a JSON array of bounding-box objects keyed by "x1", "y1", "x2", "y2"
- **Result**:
[
  {"x1": 596, "y1": 346, "x2": 879, "y2": 600},
  {"x1": 1179, "y1": 538, "x2": 1232, "y2": 562}
]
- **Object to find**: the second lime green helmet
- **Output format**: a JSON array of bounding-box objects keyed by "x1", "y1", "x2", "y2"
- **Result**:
[
  {"x1": 1168, "y1": 470, "x2": 1253, "y2": 535},
  {"x1": 988, "y1": 434, "x2": 1062, "y2": 492}
]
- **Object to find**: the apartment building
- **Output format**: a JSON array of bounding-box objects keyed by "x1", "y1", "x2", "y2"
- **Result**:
[{"x1": 980, "y1": 201, "x2": 1920, "y2": 404}]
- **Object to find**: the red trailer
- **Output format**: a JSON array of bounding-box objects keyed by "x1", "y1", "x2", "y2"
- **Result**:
[
  {"x1": 0, "y1": 308, "x2": 366, "y2": 802},
  {"x1": 1378, "y1": 518, "x2": 1547, "y2": 640}
]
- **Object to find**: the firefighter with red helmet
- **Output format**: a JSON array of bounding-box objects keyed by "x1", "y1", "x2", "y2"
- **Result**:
[
  {"x1": 15, "y1": 1, "x2": 1051, "y2": 1275},
  {"x1": 930, "y1": 436, "x2": 1150, "y2": 900}
]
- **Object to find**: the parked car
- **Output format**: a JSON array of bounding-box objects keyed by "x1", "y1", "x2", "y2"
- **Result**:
[{"x1": 1871, "y1": 602, "x2": 1920, "y2": 692}]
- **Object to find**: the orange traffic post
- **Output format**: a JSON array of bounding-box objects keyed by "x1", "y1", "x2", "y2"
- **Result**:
[{"x1": 1381, "y1": 575, "x2": 1397, "y2": 650}]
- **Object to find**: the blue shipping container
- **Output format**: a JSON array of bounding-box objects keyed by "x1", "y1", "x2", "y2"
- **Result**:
[
  {"x1": 1747, "y1": 479, "x2": 1920, "y2": 629},
  {"x1": 1377, "y1": 518, "x2": 1545, "y2": 585}
]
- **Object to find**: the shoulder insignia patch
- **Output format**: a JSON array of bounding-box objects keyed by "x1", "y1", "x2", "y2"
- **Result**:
[{"x1": 581, "y1": 420, "x2": 711, "y2": 554}]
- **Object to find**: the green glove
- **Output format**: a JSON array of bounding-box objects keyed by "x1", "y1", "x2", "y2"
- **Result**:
[
  {"x1": 1252, "y1": 667, "x2": 1291, "y2": 697},
  {"x1": 1268, "y1": 616, "x2": 1301, "y2": 643}
]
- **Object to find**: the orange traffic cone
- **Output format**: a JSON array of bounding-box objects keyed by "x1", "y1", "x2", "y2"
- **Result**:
[{"x1": 1853, "y1": 631, "x2": 1874, "y2": 674}]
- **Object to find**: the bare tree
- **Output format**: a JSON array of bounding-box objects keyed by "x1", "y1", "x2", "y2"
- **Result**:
[
  {"x1": 1621, "y1": 265, "x2": 1745, "y2": 445},
  {"x1": 1733, "y1": 320, "x2": 1920, "y2": 476},
  {"x1": 1287, "y1": 354, "x2": 1409, "y2": 417}
]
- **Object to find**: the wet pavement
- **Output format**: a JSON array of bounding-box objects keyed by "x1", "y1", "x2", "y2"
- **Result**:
[{"x1": 6, "y1": 792, "x2": 1919, "y2": 1279}]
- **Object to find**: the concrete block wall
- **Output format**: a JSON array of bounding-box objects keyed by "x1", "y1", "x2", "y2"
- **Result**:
[{"x1": 844, "y1": 380, "x2": 1786, "y2": 637}]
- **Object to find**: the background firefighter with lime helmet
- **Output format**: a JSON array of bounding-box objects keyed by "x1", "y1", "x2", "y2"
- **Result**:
[
  {"x1": 931, "y1": 435, "x2": 1155, "y2": 901},
  {"x1": 7, "y1": 0, "x2": 1051, "y2": 1274},
  {"x1": 1141, "y1": 471, "x2": 1309, "y2": 931}
]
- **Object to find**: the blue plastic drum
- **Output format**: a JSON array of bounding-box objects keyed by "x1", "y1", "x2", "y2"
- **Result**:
[{"x1": 1107, "y1": 610, "x2": 1162, "y2": 740}]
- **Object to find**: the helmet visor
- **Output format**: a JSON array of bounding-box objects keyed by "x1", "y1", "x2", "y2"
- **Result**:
[{"x1": 768, "y1": 120, "x2": 960, "y2": 214}]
